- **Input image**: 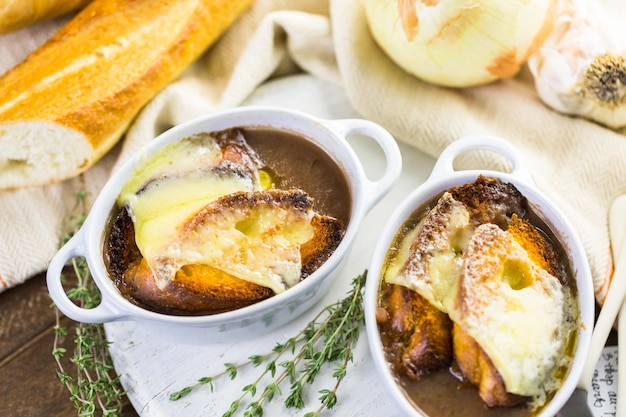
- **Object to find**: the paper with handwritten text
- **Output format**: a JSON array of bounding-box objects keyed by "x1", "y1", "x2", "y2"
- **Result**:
[{"x1": 589, "y1": 346, "x2": 619, "y2": 416}]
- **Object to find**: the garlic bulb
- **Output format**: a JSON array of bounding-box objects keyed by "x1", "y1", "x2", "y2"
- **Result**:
[
  {"x1": 364, "y1": 0, "x2": 559, "y2": 87},
  {"x1": 528, "y1": 0, "x2": 626, "y2": 129}
]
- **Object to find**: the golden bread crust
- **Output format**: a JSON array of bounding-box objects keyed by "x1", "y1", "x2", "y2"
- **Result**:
[
  {"x1": 378, "y1": 283, "x2": 453, "y2": 379},
  {"x1": 449, "y1": 175, "x2": 526, "y2": 228},
  {"x1": 300, "y1": 214, "x2": 344, "y2": 279},
  {"x1": 106, "y1": 191, "x2": 345, "y2": 315},
  {"x1": 452, "y1": 323, "x2": 528, "y2": 408},
  {"x1": 508, "y1": 214, "x2": 567, "y2": 284},
  {"x1": 0, "y1": 0, "x2": 91, "y2": 34},
  {"x1": 121, "y1": 259, "x2": 275, "y2": 315},
  {"x1": 379, "y1": 176, "x2": 571, "y2": 408},
  {"x1": 0, "y1": 0, "x2": 254, "y2": 188}
]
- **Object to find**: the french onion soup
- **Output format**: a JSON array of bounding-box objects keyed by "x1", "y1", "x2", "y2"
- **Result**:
[
  {"x1": 376, "y1": 176, "x2": 578, "y2": 416},
  {"x1": 103, "y1": 127, "x2": 351, "y2": 315}
]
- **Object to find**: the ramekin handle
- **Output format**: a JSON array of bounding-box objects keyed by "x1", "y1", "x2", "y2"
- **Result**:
[
  {"x1": 429, "y1": 135, "x2": 534, "y2": 184},
  {"x1": 327, "y1": 118, "x2": 402, "y2": 213},
  {"x1": 46, "y1": 232, "x2": 121, "y2": 323}
]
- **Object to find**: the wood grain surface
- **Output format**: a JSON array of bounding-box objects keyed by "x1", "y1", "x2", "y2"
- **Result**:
[
  {"x1": 0, "y1": 271, "x2": 139, "y2": 417},
  {"x1": 0, "y1": 271, "x2": 614, "y2": 417}
]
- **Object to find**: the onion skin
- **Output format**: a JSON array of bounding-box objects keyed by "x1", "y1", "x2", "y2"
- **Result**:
[
  {"x1": 365, "y1": 0, "x2": 560, "y2": 87},
  {"x1": 528, "y1": 0, "x2": 626, "y2": 129}
]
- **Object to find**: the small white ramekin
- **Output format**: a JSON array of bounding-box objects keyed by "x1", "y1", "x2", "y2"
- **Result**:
[
  {"x1": 364, "y1": 135, "x2": 594, "y2": 417},
  {"x1": 47, "y1": 105, "x2": 402, "y2": 342}
]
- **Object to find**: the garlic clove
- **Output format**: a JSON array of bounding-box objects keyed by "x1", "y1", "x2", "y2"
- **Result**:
[{"x1": 528, "y1": 0, "x2": 626, "y2": 129}]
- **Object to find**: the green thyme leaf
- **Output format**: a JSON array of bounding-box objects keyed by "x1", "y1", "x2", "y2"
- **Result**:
[
  {"x1": 169, "y1": 271, "x2": 367, "y2": 416},
  {"x1": 52, "y1": 191, "x2": 126, "y2": 417}
]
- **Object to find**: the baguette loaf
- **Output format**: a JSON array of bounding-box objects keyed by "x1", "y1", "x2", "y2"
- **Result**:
[
  {"x1": 0, "y1": 0, "x2": 92, "y2": 34},
  {"x1": 0, "y1": 0, "x2": 254, "y2": 190}
]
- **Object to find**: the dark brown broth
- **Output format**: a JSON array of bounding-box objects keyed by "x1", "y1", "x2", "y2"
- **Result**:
[
  {"x1": 400, "y1": 369, "x2": 533, "y2": 417},
  {"x1": 241, "y1": 126, "x2": 352, "y2": 225}
]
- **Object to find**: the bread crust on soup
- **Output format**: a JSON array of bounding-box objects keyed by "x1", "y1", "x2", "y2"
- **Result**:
[
  {"x1": 106, "y1": 191, "x2": 345, "y2": 315},
  {"x1": 378, "y1": 176, "x2": 574, "y2": 409}
]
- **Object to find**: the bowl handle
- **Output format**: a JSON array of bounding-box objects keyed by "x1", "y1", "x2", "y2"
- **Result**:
[
  {"x1": 327, "y1": 118, "x2": 402, "y2": 213},
  {"x1": 429, "y1": 135, "x2": 534, "y2": 184},
  {"x1": 47, "y1": 231, "x2": 121, "y2": 323}
]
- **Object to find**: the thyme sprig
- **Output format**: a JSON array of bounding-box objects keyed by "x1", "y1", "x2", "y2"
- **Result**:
[
  {"x1": 169, "y1": 271, "x2": 367, "y2": 417},
  {"x1": 52, "y1": 192, "x2": 367, "y2": 416},
  {"x1": 51, "y1": 191, "x2": 126, "y2": 417}
]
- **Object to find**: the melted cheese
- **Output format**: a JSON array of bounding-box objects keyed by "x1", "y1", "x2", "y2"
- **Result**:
[
  {"x1": 383, "y1": 190, "x2": 575, "y2": 401},
  {"x1": 448, "y1": 224, "x2": 570, "y2": 397},
  {"x1": 118, "y1": 133, "x2": 224, "y2": 201},
  {"x1": 117, "y1": 133, "x2": 316, "y2": 294},
  {"x1": 385, "y1": 192, "x2": 472, "y2": 312},
  {"x1": 118, "y1": 134, "x2": 265, "y2": 289},
  {"x1": 150, "y1": 195, "x2": 315, "y2": 293},
  {"x1": 130, "y1": 172, "x2": 256, "y2": 261}
]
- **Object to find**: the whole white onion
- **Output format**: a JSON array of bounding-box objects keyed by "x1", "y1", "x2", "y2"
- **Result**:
[{"x1": 365, "y1": 0, "x2": 559, "y2": 87}]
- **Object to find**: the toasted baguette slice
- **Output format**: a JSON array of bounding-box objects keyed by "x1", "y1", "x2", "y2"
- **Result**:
[
  {"x1": 507, "y1": 214, "x2": 567, "y2": 284},
  {"x1": 0, "y1": 0, "x2": 253, "y2": 190},
  {"x1": 385, "y1": 176, "x2": 527, "y2": 313},
  {"x1": 452, "y1": 323, "x2": 528, "y2": 408},
  {"x1": 451, "y1": 223, "x2": 567, "y2": 401},
  {"x1": 0, "y1": 0, "x2": 91, "y2": 34},
  {"x1": 378, "y1": 283, "x2": 453, "y2": 379},
  {"x1": 122, "y1": 260, "x2": 275, "y2": 315},
  {"x1": 162, "y1": 189, "x2": 343, "y2": 294},
  {"x1": 111, "y1": 190, "x2": 345, "y2": 315},
  {"x1": 449, "y1": 175, "x2": 526, "y2": 229}
]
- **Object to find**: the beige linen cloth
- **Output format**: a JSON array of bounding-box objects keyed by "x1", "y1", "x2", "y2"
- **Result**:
[{"x1": 1, "y1": 0, "x2": 625, "y2": 305}]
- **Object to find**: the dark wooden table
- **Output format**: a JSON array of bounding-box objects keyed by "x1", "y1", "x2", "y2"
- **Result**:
[
  {"x1": 1, "y1": 270, "x2": 613, "y2": 417},
  {"x1": 1, "y1": 270, "x2": 139, "y2": 417}
]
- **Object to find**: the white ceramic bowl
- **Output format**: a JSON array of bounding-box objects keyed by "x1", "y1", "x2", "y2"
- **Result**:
[
  {"x1": 47, "y1": 105, "x2": 401, "y2": 342},
  {"x1": 365, "y1": 136, "x2": 594, "y2": 417}
]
